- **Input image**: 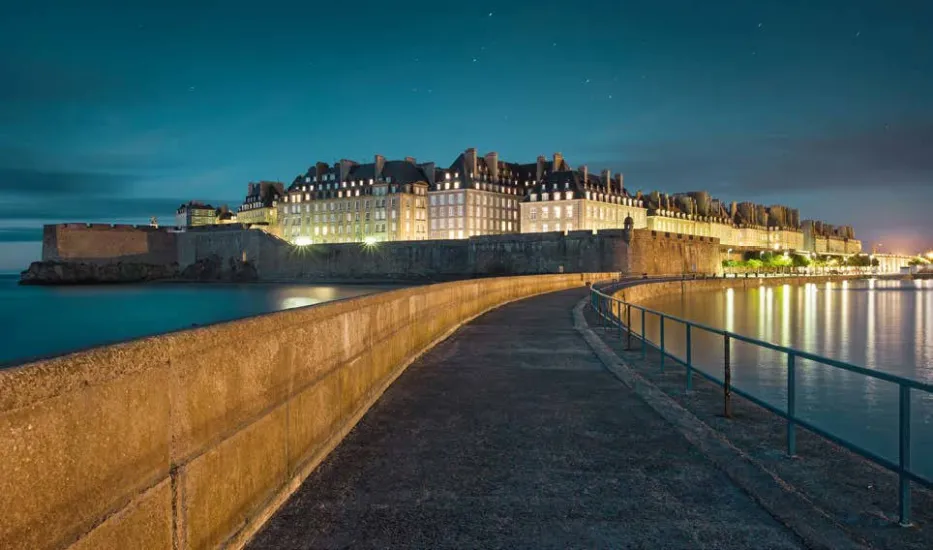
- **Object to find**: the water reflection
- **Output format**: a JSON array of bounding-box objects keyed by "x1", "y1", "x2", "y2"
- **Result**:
[
  {"x1": 0, "y1": 278, "x2": 404, "y2": 365},
  {"x1": 641, "y1": 279, "x2": 933, "y2": 478}
]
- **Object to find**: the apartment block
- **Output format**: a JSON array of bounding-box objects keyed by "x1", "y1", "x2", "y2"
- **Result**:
[{"x1": 280, "y1": 156, "x2": 429, "y2": 245}]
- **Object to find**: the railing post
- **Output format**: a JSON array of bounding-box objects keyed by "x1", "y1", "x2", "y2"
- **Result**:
[
  {"x1": 616, "y1": 300, "x2": 623, "y2": 340},
  {"x1": 626, "y1": 304, "x2": 632, "y2": 350},
  {"x1": 659, "y1": 315, "x2": 666, "y2": 372},
  {"x1": 723, "y1": 334, "x2": 732, "y2": 418},
  {"x1": 685, "y1": 324, "x2": 693, "y2": 392},
  {"x1": 641, "y1": 308, "x2": 647, "y2": 359},
  {"x1": 786, "y1": 353, "x2": 796, "y2": 457},
  {"x1": 899, "y1": 385, "x2": 912, "y2": 526}
]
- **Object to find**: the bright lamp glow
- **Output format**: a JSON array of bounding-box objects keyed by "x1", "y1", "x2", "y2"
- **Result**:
[
  {"x1": 363, "y1": 236, "x2": 378, "y2": 247},
  {"x1": 293, "y1": 236, "x2": 313, "y2": 247}
]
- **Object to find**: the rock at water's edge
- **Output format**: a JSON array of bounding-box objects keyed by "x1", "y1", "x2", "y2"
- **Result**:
[{"x1": 20, "y1": 261, "x2": 180, "y2": 285}]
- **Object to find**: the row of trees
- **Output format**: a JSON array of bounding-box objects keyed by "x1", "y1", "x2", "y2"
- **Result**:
[{"x1": 722, "y1": 252, "x2": 880, "y2": 270}]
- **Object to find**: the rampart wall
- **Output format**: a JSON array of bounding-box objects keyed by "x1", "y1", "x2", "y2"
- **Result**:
[
  {"x1": 609, "y1": 274, "x2": 859, "y2": 307},
  {"x1": 42, "y1": 224, "x2": 177, "y2": 265},
  {"x1": 0, "y1": 272, "x2": 616, "y2": 549},
  {"x1": 176, "y1": 228, "x2": 719, "y2": 281}
]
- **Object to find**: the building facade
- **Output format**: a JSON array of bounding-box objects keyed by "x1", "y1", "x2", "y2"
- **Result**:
[
  {"x1": 428, "y1": 148, "x2": 540, "y2": 239},
  {"x1": 520, "y1": 165, "x2": 647, "y2": 234},
  {"x1": 280, "y1": 156, "x2": 429, "y2": 245},
  {"x1": 175, "y1": 202, "x2": 217, "y2": 227},
  {"x1": 237, "y1": 181, "x2": 285, "y2": 231}
]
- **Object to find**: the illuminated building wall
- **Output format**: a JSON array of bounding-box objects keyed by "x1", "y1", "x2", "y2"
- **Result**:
[
  {"x1": 280, "y1": 157, "x2": 428, "y2": 245},
  {"x1": 519, "y1": 165, "x2": 647, "y2": 233}
]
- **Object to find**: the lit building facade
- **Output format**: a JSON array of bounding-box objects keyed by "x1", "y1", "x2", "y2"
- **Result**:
[
  {"x1": 520, "y1": 164, "x2": 647, "y2": 234},
  {"x1": 237, "y1": 181, "x2": 285, "y2": 232},
  {"x1": 175, "y1": 202, "x2": 217, "y2": 227},
  {"x1": 280, "y1": 156, "x2": 429, "y2": 244},
  {"x1": 428, "y1": 148, "x2": 535, "y2": 239}
]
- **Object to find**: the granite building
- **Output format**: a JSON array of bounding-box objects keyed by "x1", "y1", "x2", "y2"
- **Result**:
[
  {"x1": 520, "y1": 159, "x2": 648, "y2": 234},
  {"x1": 280, "y1": 156, "x2": 429, "y2": 244},
  {"x1": 237, "y1": 181, "x2": 285, "y2": 231},
  {"x1": 428, "y1": 148, "x2": 535, "y2": 239},
  {"x1": 175, "y1": 201, "x2": 218, "y2": 227}
]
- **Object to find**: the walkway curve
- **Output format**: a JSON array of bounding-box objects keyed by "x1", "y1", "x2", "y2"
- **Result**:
[{"x1": 248, "y1": 287, "x2": 804, "y2": 549}]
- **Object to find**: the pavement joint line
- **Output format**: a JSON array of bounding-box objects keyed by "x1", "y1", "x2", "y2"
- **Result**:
[{"x1": 573, "y1": 295, "x2": 870, "y2": 550}]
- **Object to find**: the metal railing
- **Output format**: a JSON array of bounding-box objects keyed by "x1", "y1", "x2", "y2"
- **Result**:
[{"x1": 590, "y1": 280, "x2": 933, "y2": 526}]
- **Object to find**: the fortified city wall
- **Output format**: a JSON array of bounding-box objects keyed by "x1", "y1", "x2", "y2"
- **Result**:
[
  {"x1": 610, "y1": 274, "x2": 860, "y2": 306},
  {"x1": 37, "y1": 224, "x2": 722, "y2": 281},
  {"x1": 0, "y1": 272, "x2": 617, "y2": 550},
  {"x1": 175, "y1": 227, "x2": 721, "y2": 280},
  {"x1": 42, "y1": 223, "x2": 177, "y2": 265}
]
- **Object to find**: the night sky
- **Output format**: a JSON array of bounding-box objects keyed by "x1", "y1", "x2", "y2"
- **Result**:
[{"x1": 2, "y1": 1, "x2": 931, "y2": 270}]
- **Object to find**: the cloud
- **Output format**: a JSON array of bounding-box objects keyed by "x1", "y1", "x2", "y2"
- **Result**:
[
  {"x1": 581, "y1": 121, "x2": 933, "y2": 196},
  {"x1": 0, "y1": 167, "x2": 137, "y2": 196},
  {"x1": 0, "y1": 196, "x2": 238, "y2": 222},
  {"x1": 0, "y1": 227, "x2": 43, "y2": 242},
  {"x1": 0, "y1": 139, "x2": 187, "y2": 197}
]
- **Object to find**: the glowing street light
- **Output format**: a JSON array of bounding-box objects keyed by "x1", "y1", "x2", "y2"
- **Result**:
[
  {"x1": 363, "y1": 236, "x2": 379, "y2": 247},
  {"x1": 293, "y1": 236, "x2": 313, "y2": 247}
]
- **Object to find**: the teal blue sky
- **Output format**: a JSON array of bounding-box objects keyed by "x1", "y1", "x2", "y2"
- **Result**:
[{"x1": 2, "y1": 0, "x2": 932, "y2": 269}]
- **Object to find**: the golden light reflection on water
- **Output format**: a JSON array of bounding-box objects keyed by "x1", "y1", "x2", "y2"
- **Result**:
[
  {"x1": 641, "y1": 278, "x2": 933, "y2": 477},
  {"x1": 279, "y1": 296, "x2": 324, "y2": 310},
  {"x1": 780, "y1": 285, "x2": 790, "y2": 347},
  {"x1": 725, "y1": 288, "x2": 734, "y2": 332}
]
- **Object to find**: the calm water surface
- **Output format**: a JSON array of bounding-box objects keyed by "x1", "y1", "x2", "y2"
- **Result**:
[
  {"x1": 636, "y1": 279, "x2": 933, "y2": 478},
  {"x1": 0, "y1": 273, "x2": 404, "y2": 366}
]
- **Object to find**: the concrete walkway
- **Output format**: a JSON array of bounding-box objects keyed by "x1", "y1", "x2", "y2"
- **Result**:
[{"x1": 248, "y1": 288, "x2": 803, "y2": 549}]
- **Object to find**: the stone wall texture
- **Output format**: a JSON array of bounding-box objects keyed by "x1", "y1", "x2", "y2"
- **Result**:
[
  {"x1": 38, "y1": 224, "x2": 722, "y2": 282},
  {"x1": 176, "y1": 228, "x2": 719, "y2": 281},
  {"x1": 0, "y1": 272, "x2": 617, "y2": 550},
  {"x1": 607, "y1": 274, "x2": 859, "y2": 310},
  {"x1": 628, "y1": 230, "x2": 721, "y2": 276},
  {"x1": 42, "y1": 224, "x2": 178, "y2": 265}
]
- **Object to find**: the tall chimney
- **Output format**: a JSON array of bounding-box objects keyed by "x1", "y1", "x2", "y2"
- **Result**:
[
  {"x1": 420, "y1": 162, "x2": 436, "y2": 186},
  {"x1": 536, "y1": 155, "x2": 546, "y2": 181},
  {"x1": 552, "y1": 152, "x2": 563, "y2": 171},
  {"x1": 601, "y1": 169, "x2": 611, "y2": 189},
  {"x1": 485, "y1": 152, "x2": 499, "y2": 181},
  {"x1": 464, "y1": 148, "x2": 477, "y2": 178},
  {"x1": 339, "y1": 159, "x2": 356, "y2": 182},
  {"x1": 616, "y1": 173, "x2": 624, "y2": 195},
  {"x1": 315, "y1": 161, "x2": 328, "y2": 182},
  {"x1": 580, "y1": 164, "x2": 588, "y2": 184},
  {"x1": 374, "y1": 154, "x2": 385, "y2": 181}
]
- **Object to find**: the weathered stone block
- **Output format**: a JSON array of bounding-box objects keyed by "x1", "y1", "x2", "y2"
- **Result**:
[{"x1": 180, "y1": 405, "x2": 288, "y2": 550}]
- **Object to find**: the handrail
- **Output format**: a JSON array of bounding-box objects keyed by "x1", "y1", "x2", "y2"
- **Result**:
[{"x1": 589, "y1": 278, "x2": 932, "y2": 526}]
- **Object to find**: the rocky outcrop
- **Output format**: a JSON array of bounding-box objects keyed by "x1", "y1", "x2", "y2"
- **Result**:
[
  {"x1": 178, "y1": 254, "x2": 258, "y2": 282},
  {"x1": 20, "y1": 261, "x2": 179, "y2": 285},
  {"x1": 20, "y1": 255, "x2": 259, "y2": 285}
]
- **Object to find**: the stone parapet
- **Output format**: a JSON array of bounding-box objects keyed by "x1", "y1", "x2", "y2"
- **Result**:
[{"x1": 0, "y1": 272, "x2": 617, "y2": 549}]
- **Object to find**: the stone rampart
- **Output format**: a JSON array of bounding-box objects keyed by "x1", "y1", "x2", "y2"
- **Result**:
[
  {"x1": 42, "y1": 223, "x2": 177, "y2": 265},
  {"x1": 628, "y1": 230, "x2": 721, "y2": 276},
  {"x1": 176, "y1": 228, "x2": 716, "y2": 281},
  {"x1": 609, "y1": 275, "x2": 858, "y2": 307},
  {"x1": 0, "y1": 272, "x2": 616, "y2": 549}
]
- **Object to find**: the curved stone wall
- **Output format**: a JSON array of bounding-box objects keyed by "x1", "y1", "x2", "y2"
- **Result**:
[
  {"x1": 0, "y1": 273, "x2": 616, "y2": 549},
  {"x1": 608, "y1": 275, "x2": 858, "y2": 312}
]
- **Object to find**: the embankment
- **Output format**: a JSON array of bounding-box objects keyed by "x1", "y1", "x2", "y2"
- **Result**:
[
  {"x1": 0, "y1": 272, "x2": 615, "y2": 550},
  {"x1": 610, "y1": 275, "x2": 858, "y2": 306}
]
